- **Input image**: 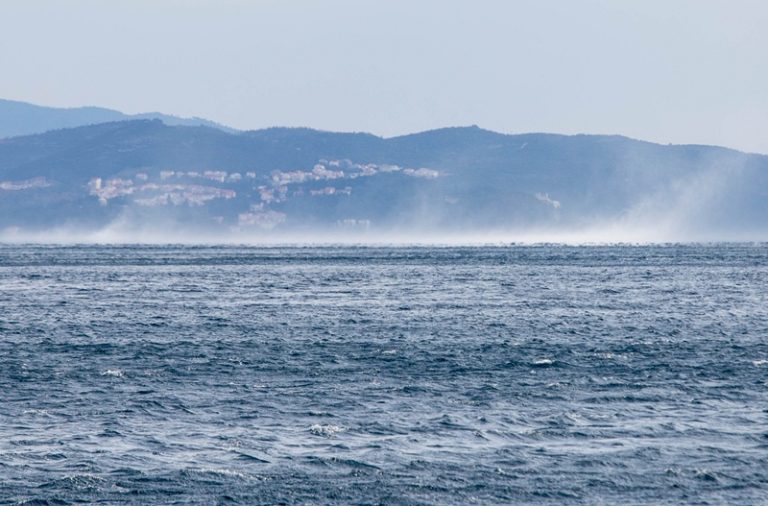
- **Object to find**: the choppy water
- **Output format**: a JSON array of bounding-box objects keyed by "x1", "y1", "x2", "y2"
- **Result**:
[{"x1": 1, "y1": 244, "x2": 767, "y2": 505}]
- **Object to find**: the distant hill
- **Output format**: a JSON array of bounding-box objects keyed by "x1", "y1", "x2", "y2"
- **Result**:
[
  {"x1": 0, "y1": 120, "x2": 766, "y2": 241},
  {"x1": 0, "y1": 99, "x2": 237, "y2": 138}
]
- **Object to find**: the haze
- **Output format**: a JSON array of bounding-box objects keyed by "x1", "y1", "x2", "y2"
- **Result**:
[{"x1": 2, "y1": 0, "x2": 767, "y2": 154}]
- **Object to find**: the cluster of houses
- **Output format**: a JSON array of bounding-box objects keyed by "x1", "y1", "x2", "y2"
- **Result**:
[
  {"x1": 237, "y1": 204, "x2": 286, "y2": 229},
  {"x1": 79, "y1": 158, "x2": 442, "y2": 228},
  {"x1": 87, "y1": 177, "x2": 236, "y2": 206},
  {"x1": 270, "y1": 161, "x2": 440, "y2": 186},
  {"x1": 159, "y1": 170, "x2": 247, "y2": 183},
  {"x1": 0, "y1": 176, "x2": 51, "y2": 191}
]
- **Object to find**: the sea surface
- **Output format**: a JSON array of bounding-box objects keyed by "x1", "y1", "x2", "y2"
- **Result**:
[{"x1": 1, "y1": 244, "x2": 767, "y2": 505}]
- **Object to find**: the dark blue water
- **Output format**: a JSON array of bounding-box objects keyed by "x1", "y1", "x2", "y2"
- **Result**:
[{"x1": 1, "y1": 245, "x2": 767, "y2": 505}]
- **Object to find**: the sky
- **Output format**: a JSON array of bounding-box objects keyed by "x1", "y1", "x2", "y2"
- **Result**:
[{"x1": 1, "y1": 0, "x2": 767, "y2": 153}]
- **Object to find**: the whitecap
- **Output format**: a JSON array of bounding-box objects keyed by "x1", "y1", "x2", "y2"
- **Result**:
[
  {"x1": 23, "y1": 408, "x2": 52, "y2": 417},
  {"x1": 309, "y1": 424, "x2": 345, "y2": 437},
  {"x1": 197, "y1": 467, "x2": 249, "y2": 479}
]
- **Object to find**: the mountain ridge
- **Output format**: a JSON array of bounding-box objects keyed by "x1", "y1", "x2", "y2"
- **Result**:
[
  {"x1": 0, "y1": 117, "x2": 766, "y2": 241},
  {"x1": 0, "y1": 99, "x2": 238, "y2": 139}
]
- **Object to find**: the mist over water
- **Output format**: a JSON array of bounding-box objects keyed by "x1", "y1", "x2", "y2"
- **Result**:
[
  {"x1": 2, "y1": 214, "x2": 765, "y2": 246},
  {"x1": 3, "y1": 138, "x2": 766, "y2": 246}
]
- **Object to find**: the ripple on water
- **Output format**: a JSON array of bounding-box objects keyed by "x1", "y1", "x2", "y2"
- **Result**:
[{"x1": 1, "y1": 244, "x2": 767, "y2": 504}]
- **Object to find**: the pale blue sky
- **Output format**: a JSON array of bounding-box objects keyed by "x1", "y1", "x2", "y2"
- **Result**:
[{"x1": 2, "y1": 0, "x2": 767, "y2": 153}]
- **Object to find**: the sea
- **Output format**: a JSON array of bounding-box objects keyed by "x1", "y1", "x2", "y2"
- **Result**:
[{"x1": 1, "y1": 244, "x2": 766, "y2": 505}]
